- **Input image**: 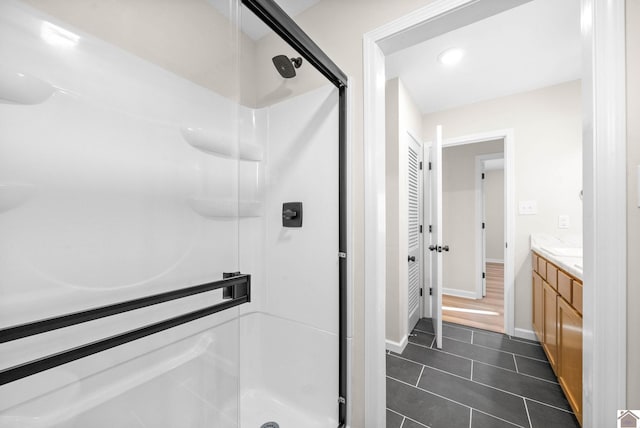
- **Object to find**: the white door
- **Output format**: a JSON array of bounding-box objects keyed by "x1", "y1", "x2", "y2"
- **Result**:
[
  {"x1": 430, "y1": 126, "x2": 444, "y2": 349},
  {"x1": 407, "y1": 134, "x2": 422, "y2": 332}
]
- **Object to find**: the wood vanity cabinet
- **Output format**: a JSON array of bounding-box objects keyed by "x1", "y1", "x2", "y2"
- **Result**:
[{"x1": 532, "y1": 251, "x2": 582, "y2": 425}]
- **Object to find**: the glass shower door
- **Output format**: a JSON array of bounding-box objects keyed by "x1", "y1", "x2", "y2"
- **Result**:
[
  {"x1": 236, "y1": 4, "x2": 343, "y2": 427},
  {"x1": 0, "y1": 1, "x2": 246, "y2": 426}
]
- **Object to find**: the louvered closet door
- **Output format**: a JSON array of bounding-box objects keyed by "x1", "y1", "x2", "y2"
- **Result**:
[{"x1": 407, "y1": 134, "x2": 423, "y2": 332}]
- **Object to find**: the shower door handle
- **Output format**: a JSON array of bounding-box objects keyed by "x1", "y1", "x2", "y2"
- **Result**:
[{"x1": 408, "y1": 255, "x2": 416, "y2": 262}]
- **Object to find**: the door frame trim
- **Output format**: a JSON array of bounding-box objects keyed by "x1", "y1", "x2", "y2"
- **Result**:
[
  {"x1": 363, "y1": 0, "x2": 627, "y2": 425},
  {"x1": 432, "y1": 130, "x2": 514, "y2": 334}
]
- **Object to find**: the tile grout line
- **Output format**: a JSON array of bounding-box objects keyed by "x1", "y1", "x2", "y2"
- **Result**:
[
  {"x1": 416, "y1": 365, "x2": 425, "y2": 387},
  {"x1": 513, "y1": 354, "x2": 519, "y2": 373},
  {"x1": 396, "y1": 342, "x2": 559, "y2": 385},
  {"x1": 471, "y1": 360, "x2": 474, "y2": 380},
  {"x1": 400, "y1": 416, "x2": 406, "y2": 428},
  {"x1": 436, "y1": 334, "x2": 549, "y2": 363},
  {"x1": 475, "y1": 357, "x2": 560, "y2": 385},
  {"x1": 523, "y1": 398, "x2": 533, "y2": 428},
  {"x1": 390, "y1": 360, "x2": 573, "y2": 415},
  {"x1": 387, "y1": 407, "x2": 431, "y2": 428},
  {"x1": 429, "y1": 335, "x2": 436, "y2": 348},
  {"x1": 469, "y1": 407, "x2": 473, "y2": 428},
  {"x1": 387, "y1": 375, "x2": 527, "y2": 428},
  {"x1": 403, "y1": 415, "x2": 432, "y2": 428},
  {"x1": 471, "y1": 330, "x2": 474, "y2": 344}
]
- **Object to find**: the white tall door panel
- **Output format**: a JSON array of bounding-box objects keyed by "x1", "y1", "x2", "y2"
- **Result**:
[
  {"x1": 430, "y1": 126, "x2": 443, "y2": 349},
  {"x1": 407, "y1": 134, "x2": 422, "y2": 333}
]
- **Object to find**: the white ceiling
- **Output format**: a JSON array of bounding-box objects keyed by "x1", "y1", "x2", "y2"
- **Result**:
[
  {"x1": 208, "y1": 0, "x2": 320, "y2": 41},
  {"x1": 385, "y1": 0, "x2": 581, "y2": 114}
]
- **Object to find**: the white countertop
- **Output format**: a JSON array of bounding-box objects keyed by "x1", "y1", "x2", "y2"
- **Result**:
[{"x1": 530, "y1": 234, "x2": 583, "y2": 279}]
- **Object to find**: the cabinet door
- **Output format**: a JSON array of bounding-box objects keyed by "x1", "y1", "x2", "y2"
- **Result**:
[
  {"x1": 532, "y1": 272, "x2": 544, "y2": 341},
  {"x1": 558, "y1": 297, "x2": 583, "y2": 425},
  {"x1": 542, "y1": 281, "x2": 558, "y2": 370}
]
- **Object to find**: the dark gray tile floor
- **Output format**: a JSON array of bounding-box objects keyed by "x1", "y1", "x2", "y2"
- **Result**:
[{"x1": 386, "y1": 319, "x2": 581, "y2": 428}]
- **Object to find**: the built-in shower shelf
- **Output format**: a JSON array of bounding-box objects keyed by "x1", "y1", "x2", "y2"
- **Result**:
[
  {"x1": 180, "y1": 127, "x2": 263, "y2": 161},
  {"x1": 189, "y1": 198, "x2": 263, "y2": 218},
  {"x1": 0, "y1": 69, "x2": 54, "y2": 105},
  {"x1": 0, "y1": 183, "x2": 35, "y2": 213}
]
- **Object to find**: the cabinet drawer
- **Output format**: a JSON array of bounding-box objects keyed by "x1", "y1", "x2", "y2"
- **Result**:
[
  {"x1": 532, "y1": 253, "x2": 539, "y2": 274},
  {"x1": 573, "y1": 280, "x2": 583, "y2": 315},
  {"x1": 537, "y1": 257, "x2": 547, "y2": 280},
  {"x1": 546, "y1": 263, "x2": 558, "y2": 290},
  {"x1": 558, "y1": 270, "x2": 572, "y2": 303}
]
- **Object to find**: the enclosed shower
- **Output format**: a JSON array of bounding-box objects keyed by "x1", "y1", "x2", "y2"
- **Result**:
[{"x1": 0, "y1": 0, "x2": 348, "y2": 426}]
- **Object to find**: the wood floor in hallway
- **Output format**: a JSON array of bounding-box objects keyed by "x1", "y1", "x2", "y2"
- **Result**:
[{"x1": 442, "y1": 262, "x2": 504, "y2": 333}]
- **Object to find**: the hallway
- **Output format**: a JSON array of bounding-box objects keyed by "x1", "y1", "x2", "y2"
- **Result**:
[
  {"x1": 386, "y1": 319, "x2": 580, "y2": 428},
  {"x1": 442, "y1": 262, "x2": 504, "y2": 333}
]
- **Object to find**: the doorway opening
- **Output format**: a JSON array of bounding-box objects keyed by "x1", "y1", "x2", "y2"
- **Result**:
[
  {"x1": 438, "y1": 141, "x2": 505, "y2": 333},
  {"x1": 365, "y1": 0, "x2": 627, "y2": 425}
]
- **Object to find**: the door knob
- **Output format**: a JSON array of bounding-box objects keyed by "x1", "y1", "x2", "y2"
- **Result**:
[
  {"x1": 428, "y1": 245, "x2": 437, "y2": 252},
  {"x1": 408, "y1": 255, "x2": 416, "y2": 262}
]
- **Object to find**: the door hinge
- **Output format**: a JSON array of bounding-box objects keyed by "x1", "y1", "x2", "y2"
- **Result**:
[
  {"x1": 482, "y1": 173, "x2": 485, "y2": 179},
  {"x1": 429, "y1": 225, "x2": 432, "y2": 233},
  {"x1": 428, "y1": 162, "x2": 432, "y2": 170},
  {"x1": 505, "y1": 242, "x2": 508, "y2": 248},
  {"x1": 482, "y1": 272, "x2": 486, "y2": 279},
  {"x1": 429, "y1": 288, "x2": 433, "y2": 296},
  {"x1": 419, "y1": 225, "x2": 423, "y2": 233},
  {"x1": 420, "y1": 288, "x2": 423, "y2": 296},
  {"x1": 338, "y1": 252, "x2": 347, "y2": 259},
  {"x1": 482, "y1": 222, "x2": 485, "y2": 229},
  {"x1": 419, "y1": 161, "x2": 423, "y2": 170}
]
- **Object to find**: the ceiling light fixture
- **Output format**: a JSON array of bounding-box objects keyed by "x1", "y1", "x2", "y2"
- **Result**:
[{"x1": 437, "y1": 47, "x2": 464, "y2": 66}]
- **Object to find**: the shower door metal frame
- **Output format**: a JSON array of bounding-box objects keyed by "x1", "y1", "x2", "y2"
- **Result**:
[{"x1": 241, "y1": 1, "x2": 349, "y2": 426}]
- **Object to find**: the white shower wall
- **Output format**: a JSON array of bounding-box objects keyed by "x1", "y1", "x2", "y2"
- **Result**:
[
  {"x1": 240, "y1": 84, "x2": 340, "y2": 427},
  {"x1": 1, "y1": 1, "x2": 340, "y2": 427}
]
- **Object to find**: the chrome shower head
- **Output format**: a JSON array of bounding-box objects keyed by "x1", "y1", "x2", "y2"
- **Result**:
[{"x1": 272, "y1": 55, "x2": 302, "y2": 78}]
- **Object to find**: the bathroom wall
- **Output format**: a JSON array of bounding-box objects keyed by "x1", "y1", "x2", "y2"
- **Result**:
[
  {"x1": 423, "y1": 80, "x2": 582, "y2": 334},
  {"x1": 485, "y1": 168, "x2": 505, "y2": 262},
  {"x1": 441, "y1": 140, "x2": 503, "y2": 297},
  {"x1": 20, "y1": 0, "x2": 260, "y2": 106},
  {"x1": 626, "y1": 0, "x2": 640, "y2": 408},
  {"x1": 385, "y1": 77, "x2": 422, "y2": 350}
]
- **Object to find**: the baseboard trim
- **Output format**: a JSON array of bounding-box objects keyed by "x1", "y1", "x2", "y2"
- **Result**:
[
  {"x1": 443, "y1": 288, "x2": 477, "y2": 299},
  {"x1": 513, "y1": 328, "x2": 537, "y2": 341},
  {"x1": 385, "y1": 336, "x2": 408, "y2": 354},
  {"x1": 486, "y1": 258, "x2": 504, "y2": 264}
]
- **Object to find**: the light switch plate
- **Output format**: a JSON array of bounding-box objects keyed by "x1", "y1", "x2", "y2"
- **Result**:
[
  {"x1": 518, "y1": 200, "x2": 537, "y2": 215},
  {"x1": 558, "y1": 215, "x2": 570, "y2": 229}
]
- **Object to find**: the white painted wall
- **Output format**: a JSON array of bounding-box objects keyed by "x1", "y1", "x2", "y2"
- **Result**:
[
  {"x1": 385, "y1": 77, "x2": 422, "y2": 350},
  {"x1": 626, "y1": 0, "x2": 640, "y2": 408},
  {"x1": 485, "y1": 169, "x2": 505, "y2": 261},
  {"x1": 441, "y1": 141, "x2": 503, "y2": 296},
  {"x1": 423, "y1": 80, "x2": 582, "y2": 332}
]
